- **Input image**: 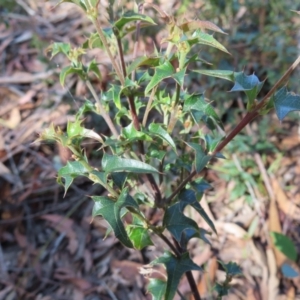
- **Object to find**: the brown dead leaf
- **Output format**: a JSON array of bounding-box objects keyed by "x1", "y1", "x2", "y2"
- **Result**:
[
  {"x1": 111, "y1": 260, "x2": 143, "y2": 285},
  {"x1": 266, "y1": 248, "x2": 279, "y2": 300},
  {"x1": 272, "y1": 177, "x2": 300, "y2": 221},
  {"x1": 0, "y1": 108, "x2": 21, "y2": 129},
  {"x1": 278, "y1": 135, "x2": 300, "y2": 151},
  {"x1": 268, "y1": 184, "x2": 286, "y2": 267},
  {"x1": 40, "y1": 214, "x2": 79, "y2": 254}
]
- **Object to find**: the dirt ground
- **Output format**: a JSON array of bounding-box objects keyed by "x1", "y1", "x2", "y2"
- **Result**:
[{"x1": 1, "y1": 1, "x2": 300, "y2": 300}]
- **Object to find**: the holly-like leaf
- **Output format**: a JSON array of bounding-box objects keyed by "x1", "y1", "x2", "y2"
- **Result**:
[
  {"x1": 219, "y1": 261, "x2": 243, "y2": 277},
  {"x1": 187, "y1": 142, "x2": 211, "y2": 173},
  {"x1": 127, "y1": 56, "x2": 160, "y2": 75},
  {"x1": 271, "y1": 231, "x2": 297, "y2": 262},
  {"x1": 92, "y1": 188, "x2": 139, "y2": 248},
  {"x1": 58, "y1": 161, "x2": 88, "y2": 195},
  {"x1": 149, "y1": 123, "x2": 177, "y2": 153},
  {"x1": 230, "y1": 72, "x2": 265, "y2": 110},
  {"x1": 191, "y1": 31, "x2": 230, "y2": 54},
  {"x1": 179, "y1": 189, "x2": 217, "y2": 234},
  {"x1": 67, "y1": 119, "x2": 103, "y2": 142},
  {"x1": 102, "y1": 154, "x2": 159, "y2": 174},
  {"x1": 190, "y1": 178, "x2": 212, "y2": 194},
  {"x1": 76, "y1": 100, "x2": 96, "y2": 118},
  {"x1": 127, "y1": 217, "x2": 153, "y2": 250},
  {"x1": 147, "y1": 278, "x2": 167, "y2": 300},
  {"x1": 179, "y1": 20, "x2": 227, "y2": 34},
  {"x1": 163, "y1": 200, "x2": 200, "y2": 242},
  {"x1": 272, "y1": 87, "x2": 300, "y2": 121},
  {"x1": 192, "y1": 69, "x2": 235, "y2": 81},
  {"x1": 122, "y1": 122, "x2": 152, "y2": 142},
  {"x1": 114, "y1": 11, "x2": 156, "y2": 32},
  {"x1": 145, "y1": 61, "x2": 175, "y2": 94},
  {"x1": 87, "y1": 59, "x2": 101, "y2": 78},
  {"x1": 183, "y1": 94, "x2": 223, "y2": 130},
  {"x1": 48, "y1": 42, "x2": 70, "y2": 58},
  {"x1": 152, "y1": 251, "x2": 202, "y2": 300}
]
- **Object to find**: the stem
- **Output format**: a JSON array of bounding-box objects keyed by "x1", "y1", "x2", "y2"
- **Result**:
[
  {"x1": 172, "y1": 237, "x2": 201, "y2": 300},
  {"x1": 93, "y1": 19, "x2": 125, "y2": 85},
  {"x1": 131, "y1": 3, "x2": 144, "y2": 81},
  {"x1": 143, "y1": 87, "x2": 157, "y2": 127},
  {"x1": 86, "y1": 80, "x2": 119, "y2": 138},
  {"x1": 166, "y1": 54, "x2": 300, "y2": 202}
]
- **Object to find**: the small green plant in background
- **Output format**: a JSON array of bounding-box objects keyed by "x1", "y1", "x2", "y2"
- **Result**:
[{"x1": 38, "y1": 1, "x2": 300, "y2": 299}]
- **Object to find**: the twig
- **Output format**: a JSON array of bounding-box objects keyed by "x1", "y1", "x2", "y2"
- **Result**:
[{"x1": 86, "y1": 80, "x2": 119, "y2": 138}]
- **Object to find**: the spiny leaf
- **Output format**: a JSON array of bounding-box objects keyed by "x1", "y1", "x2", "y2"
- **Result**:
[
  {"x1": 127, "y1": 56, "x2": 160, "y2": 74},
  {"x1": 92, "y1": 188, "x2": 139, "y2": 248},
  {"x1": 114, "y1": 11, "x2": 156, "y2": 31},
  {"x1": 152, "y1": 252, "x2": 202, "y2": 300},
  {"x1": 58, "y1": 161, "x2": 88, "y2": 195},
  {"x1": 179, "y1": 20, "x2": 227, "y2": 34},
  {"x1": 193, "y1": 31, "x2": 230, "y2": 54},
  {"x1": 193, "y1": 69, "x2": 235, "y2": 81},
  {"x1": 179, "y1": 189, "x2": 217, "y2": 234},
  {"x1": 230, "y1": 72, "x2": 265, "y2": 109},
  {"x1": 147, "y1": 278, "x2": 167, "y2": 300},
  {"x1": 102, "y1": 154, "x2": 159, "y2": 174},
  {"x1": 183, "y1": 94, "x2": 223, "y2": 129},
  {"x1": 145, "y1": 61, "x2": 175, "y2": 94},
  {"x1": 186, "y1": 142, "x2": 211, "y2": 173},
  {"x1": 272, "y1": 87, "x2": 300, "y2": 121},
  {"x1": 218, "y1": 261, "x2": 242, "y2": 277},
  {"x1": 122, "y1": 122, "x2": 152, "y2": 142},
  {"x1": 149, "y1": 123, "x2": 177, "y2": 153},
  {"x1": 127, "y1": 216, "x2": 153, "y2": 250},
  {"x1": 163, "y1": 200, "x2": 200, "y2": 242},
  {"x1": 67, "y1": 119, "x2": 103, "y2": 142}
]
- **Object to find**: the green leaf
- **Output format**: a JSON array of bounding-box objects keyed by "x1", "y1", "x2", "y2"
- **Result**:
[
  {"x1": 190, "y1": 178, "x2": 212, "y2": 194},
  {"x1": 172, "y1": 68, "x2": 186, "y2": 86},
  {"x1": 149, "y1": 123, "x2": 177, "y2": 153},
  {"x1": 67, "y1": 119, "x2": 103, "y2": 142},
  {"x1": 271, "y1": 231, "x2": 297, "y2": 261},
  {"x1": 92, "y1": 188, "x2": 139, "y2": 248},
  {"x1": 76, "y1": 100, "x2": 96, "y2": 118},
  {"x1": 192, "y1": 69, "x2": 235, "y2": 81},
  {"x1": 127, "y1": 217, "x2": 153, "y2": 250},
  {"x1": 122, "y1": 122, "x2": 152, "y2": 142},
  {"x1": 58, "y1": 161, "x2": 88, "y2": 195},
  {"x1": 152, "y1": 252, "x2": 202, "y2": 300},
  {"x1": 145, "y1": 61, "x2": 175, "y2": 94},
  {"x1": 59, "y1": 66, "x2": 86, "y2": 86},
  {"x1": 147, "y1": 278, "x2": 167, "y2": 300},
  {"x1": 180, "y1": 227, "x2": 211, "y2": 248},
  {"x1": 87, "y1": 59, "x2": 101, "y2": 78},
  {"x1": 230, "y1": 72, "x2": 265, "y2": 110},
  {"x1": 272, "y1": 87, "x2": 300, "y2": 121},
  {"x1": 88, "y1": 170, "x2": 107, "y2": 188},
  {"x1": 192, "y1": 31, "x2": 230, "y2": 54},
  {"x1": 102, "y1": 154, "x2": 159, "y2": 174},
  {"x1": 219, "y1": 261, "x2": 242, "y2": 277},
  {"x1": 48, "y1": 42, "x2": 70, "y2": 58},
  {"x1": 163, "y1": 200, "x2": 200, "y2": 242},
  {"x1": 187, "y1": 142, "x2": 211, "y2": 173},
  {"x1": 179, "y1": 189, "x2": 217, "y2": 234},
  {"x1": 114, "y1": 11, "x2": 156, "y2": 32},
  {"x1": 107, "y1": 84, "x2": 122, "y2": 109},
  {"x1": 183, "y1": 94, "x2": 223, "y2": 130},
  {"x1": 127, "y1": 56, "x2": 160, "y2": 74}
]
